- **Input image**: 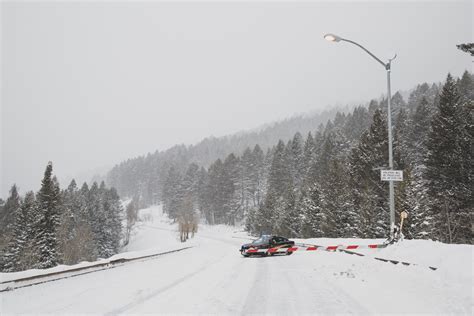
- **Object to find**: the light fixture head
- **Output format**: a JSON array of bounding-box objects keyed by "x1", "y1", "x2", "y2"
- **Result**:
[{"x1": 324, "y1": 33, "x2": 342, "y2": 42}]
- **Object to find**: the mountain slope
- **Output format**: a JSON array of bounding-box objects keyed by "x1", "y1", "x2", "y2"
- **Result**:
[{"x1": 105, "y1": 107, "x2": 341, "y2": 202}]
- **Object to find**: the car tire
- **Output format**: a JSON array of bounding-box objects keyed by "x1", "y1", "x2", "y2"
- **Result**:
[
  {"x1": 286, "y1": 251, "x2": 293, "y2": 255},
  {"x1": 241, "y1": 250, "x2": 250, "y2": 257}
]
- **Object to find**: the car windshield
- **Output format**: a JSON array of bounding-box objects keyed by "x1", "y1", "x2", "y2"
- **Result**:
[{"x1": 252, "y1": 236, "x2": 270, "y2": 244}]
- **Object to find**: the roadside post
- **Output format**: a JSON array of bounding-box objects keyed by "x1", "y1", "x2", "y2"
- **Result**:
[{"x1": 398, "y1": 211, "x2": 408, "y2": 240}]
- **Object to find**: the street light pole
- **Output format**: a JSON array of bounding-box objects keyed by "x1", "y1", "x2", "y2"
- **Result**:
[
  {"x1": 324, "y1": 33, "x2": 397, "y2": 240},
  {"x1": 386, "y1": 58, "x2": 395, "y2": 240}
]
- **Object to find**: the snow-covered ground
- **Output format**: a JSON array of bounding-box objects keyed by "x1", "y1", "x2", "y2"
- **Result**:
[{"x1": 2, "y1": 205, "x2": 473, "y2": 315}]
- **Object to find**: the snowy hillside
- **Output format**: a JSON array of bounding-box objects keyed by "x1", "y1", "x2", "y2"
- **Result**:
[{"x1": 2, "y1": 205, "x2": 473, "y2": 315}]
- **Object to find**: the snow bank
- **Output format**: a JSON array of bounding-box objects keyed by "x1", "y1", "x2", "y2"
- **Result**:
[{"x1": 0, "y1": 205, "x2": 192, "y2": 284}]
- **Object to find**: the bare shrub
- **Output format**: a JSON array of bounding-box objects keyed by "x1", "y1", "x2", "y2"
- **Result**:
[
  {"x1": 178, "y1": 195, "x2": 198, "y2": 242},
  {"x1": 140, "y1": 212, "x2": 153, "y2": 222},
  {"x1": 60, "y1": 221, "x2": 97, "y2": 264},
  {"x1": 123, "y1": 197, "x2": 140, "y2": 246}
]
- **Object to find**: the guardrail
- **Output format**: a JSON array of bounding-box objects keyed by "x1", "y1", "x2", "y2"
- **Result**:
[{"x1": 1, "y1": 246, "x2": 193, "y2": 292}]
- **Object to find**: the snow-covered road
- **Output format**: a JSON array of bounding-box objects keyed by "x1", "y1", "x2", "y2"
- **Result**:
[
  {"x1": 2, "y1": 206, "x2": 472, "y2": 315},
  {"x1": 1, "y1": 232, "x2": 369, "y2": 314}
]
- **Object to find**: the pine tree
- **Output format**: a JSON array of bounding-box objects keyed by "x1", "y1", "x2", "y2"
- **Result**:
[
  {"x1": 308, "y1": 130, "x2": 351, "y2": 238},
  {"x1": 299, "y1": 184, "x2": 324, "y2": 238},
  {"x1": 2, "y1": 192, "x2": 37, "y2": 272},
  {"x1": 408, "y1": 97, "x2": 432, "y2": 166},
  {"x1": 34, "y1": 162, "x2": 61, "y2": 269},
  {"x1": 326, "y1": 157, "x2": 356, "y2": 237},
  {"x1": 344, "y1": 106, "x2": 371, "y2": 143},
  {"x1": 269, "y1": 141, "x2": 296, "y2": 234},
  {"x1": 456, "y1": 96, "x2": 473, "y2": 243},
  {"x1": 253, "y1": 196, "x2": 275, "y2": 236},
  {"x1": 58, "y1": 180, "x2": 79, "y2": 265},
  {"x1": 273, "y1": 190, "x2": 299, "y2": 237},
  {"x1": 302, "y1": 132, "x2": 315, "y2": 177},
  {"x1": 240, "y1": 148, "x2": 254, "y2": 220},
  {"x1": 206, "y1": 159, "x2": 225, "y2": 224},
  {"x1": 289, "y1": 132, "x2": 305, "y2": 188},
  {"x1": 368, "y1": 99, "x2": 380, "y2": 115},
  {"x1": 267, "y1": 140, "x2": 293, "y2": 198},
  {"x1": 222, "y1": 154, "x2": 240, "y2": 225},
  {"x1": 86, "y1": 182, "x2": 101, "y2": 256},
  {"x1": 252, "y1": 141, "x2": 292, "y2": 235},
  {"x1": 391, "y1": 107, "x2": 421, "y2": 237},
  {"x1": 174, "y1": 163, "x2": 201, "y2": 229},
  {"x1": 391, "y1": 91, "x2": 407, "y2": 111},
  {"x1": 240, "y1": 146, "x2": 265, "y2": 233},
  {"x1": 317, "y1": 133, "x2": 338, "y2": 236},
  {"x1": 78, "y1": 182, "x2": 90, "y2": 221},
  {"x1": 306, "y1": 126, "x2": 325, "y2": 184},
  {"x1": 252, "y1": 145, "x2": 267, "y2": 208},
  {"x1": 162, "y1": 167, "x2": 183, "y2": 220},
  {"x1": 408, "y1": 83, "x2": 430, "y2": 113},
  {"x1": 456, "y1": 70, "x2": 474, "y2": 101},
  {"x1": 0, "y1": 184, "x2": 21, "y2": 257},
  {"x1": 426, "y1": 74, "x2": 471, "y2": 244},
  {"x1": 402, "y1": 97, "x2": 434, "y2": 238},
  {"x1": 350, "y1": 109, "x2": 389, "y2": 238},
  {"x1": 74, "y1": 182, "x2": 98, "y2": 262},
  {"x1": 103, "y1": 186, "x2": 123, "y2": 256},
  {"x1": 178, "y1": 163, "x2": 199, "y2": 210},
  {"x1": 456, "y1": 43, "x2": 474, "y2": 56},
  {"x1": 197, "y1": 167, "x2": 210, "y2": 221},
  {"x1": 393, "y1": 108, "x2": 410, "y2": 170}
]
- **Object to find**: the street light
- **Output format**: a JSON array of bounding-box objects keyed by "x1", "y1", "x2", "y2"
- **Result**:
[
  {"x1": 323, "y1": 33, "x2": 342, "y2": 42},
  {"x1": 324, "y1": 33, "x2": 397, "y2": 240}
]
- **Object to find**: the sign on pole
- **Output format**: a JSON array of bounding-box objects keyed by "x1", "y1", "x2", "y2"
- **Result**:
[{"x1": 381, "y1": 170, "x2": 403, "y2": 181}]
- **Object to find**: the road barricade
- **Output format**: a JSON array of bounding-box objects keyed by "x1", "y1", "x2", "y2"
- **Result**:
[
  {"x1": 243, "y1": 244, "x2": 438, "y2": 271},
  {"x1": 244, "y1": 243, "x2": 387, "y2": 255}
]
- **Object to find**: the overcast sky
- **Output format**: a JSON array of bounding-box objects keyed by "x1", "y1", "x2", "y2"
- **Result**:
[{"x1": 1, "y1": 0, "x2": 472, "y2": 198}]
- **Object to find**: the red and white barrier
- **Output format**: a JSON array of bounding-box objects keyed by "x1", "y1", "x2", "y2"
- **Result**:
[{"x1": 243, "y1": 243, "x2": 386, "y2": 255}]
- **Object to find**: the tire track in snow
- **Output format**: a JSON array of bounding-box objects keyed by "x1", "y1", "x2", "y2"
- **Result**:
[
  {"x1": 104, "y1": 245, "x2": 231, "y2": 315},
  {"x1": 117, "y1": 237, "x2": 257, "y2": 315},
  {"x1": 104, "y1": 264, "x2": 210, "y2": 316},
  {"x1": 192, "y1": 252, "x2": 257, "y2": 314},
  {"x1": 241, "y1": 254, "x2": 371, "y2": 315},
  {"x1": 241, "y1": 257, "x2": 271, "y2": 314}
]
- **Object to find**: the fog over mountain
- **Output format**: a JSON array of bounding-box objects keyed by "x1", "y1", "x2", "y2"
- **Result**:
[{"x1": 2, "y1": 1, "x2": 471, "y2": 197}]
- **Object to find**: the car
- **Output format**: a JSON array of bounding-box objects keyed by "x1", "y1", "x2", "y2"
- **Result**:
[{"x1": 240, "y1": 235, "x2": 295, "y2": 257}]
